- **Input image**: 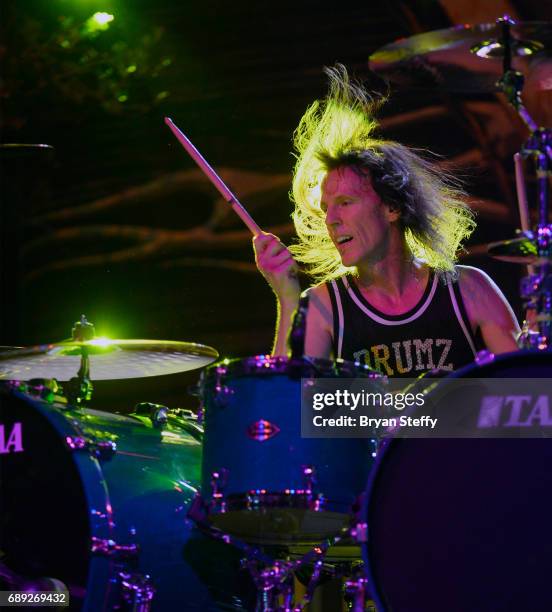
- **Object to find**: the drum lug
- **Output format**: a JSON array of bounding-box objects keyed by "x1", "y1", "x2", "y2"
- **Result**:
[
  {"x1": 517, "y1": 320, "x2": 545, "y2": 349},
  {"x1": 91, "y1": 537, "x2": 140, "y2": 559},
  {"x1": 350, "y1": 522, "x2": 368, "y2": 543},
  {"x1": 344, "y1": 571, "x2": 373, "y2": 611},
  {"x1": 119, "y1": 570, "x2": 155, "y2": 611},
  {"x1": 134, "y1": 402, "x2": 169, "y2": 428},
  {"x1": 214, "y1": 384, "x2": 233, "y2": 408},
  {"x1": 475, "y1": 350, "x2": 495, "y2": 367},
  {"x1": 302, "y1": 465, "x2": 325, "y2": 511},
  {"x1": 213, "y1": 364, "x2": 233, "y2": 407},
  {"x1": 8, "y1": 379, "x2": 66, "y2": 405},
  {"x1": 210, "y1": 469, "x2": 229, "y2": 513},
  {"x1": 196, "y1": 405, "x2": 204, "y2": 425},
  {"x1": 302, "y1": 464, "x2": 315, "y2": 491},
  {"x1": 66, "y1": 435, "x2": 117, "y2": 461}
]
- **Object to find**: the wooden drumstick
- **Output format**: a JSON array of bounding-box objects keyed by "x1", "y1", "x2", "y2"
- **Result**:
[{"x1": 164, "y1": 117, "x2": 262, "y2": 236}]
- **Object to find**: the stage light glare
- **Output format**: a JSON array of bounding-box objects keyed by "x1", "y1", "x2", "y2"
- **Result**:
[
  {"x1": 84, "y1": 12, "x2": 114, "y2": 33},
  {"x1": 88, "y1": 337, "x2": 113, "y2": 347},
  {"x1": 93, "y1": 12, "x2": 114, "y2": 26}
]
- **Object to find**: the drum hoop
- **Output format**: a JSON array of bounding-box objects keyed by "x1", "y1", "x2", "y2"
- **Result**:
[
  {"x1": 448, "y1": 348, "x2": 552, "y2": 378},
  {"x1": 201, "y1": 355, "x2": 380, "y2": 383},
  {"x1": 2, "y1": 388, "x2": 117, "y2": 605},
  {"x1": 360, "y1": 433, "x2": 402, "y2": 610},
  {"x1": 209, "y1": 490, "x2": 330, "y2": 513}
]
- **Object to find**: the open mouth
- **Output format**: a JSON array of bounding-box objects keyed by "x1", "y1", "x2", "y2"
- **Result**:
[{"x1": 336, "y1": 236, "x2": 353, "y2": 246}]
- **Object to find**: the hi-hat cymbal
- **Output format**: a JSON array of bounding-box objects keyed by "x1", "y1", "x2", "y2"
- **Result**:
[
  {"x1": 0, "y1": 339, "x2": 219, "y2": 381},
  {"x1": 369, "y1": 21, "x2": 552, "y2": 93},
  {"x1": 487, "y1": 235, "x2": 542, "y2": 263}
]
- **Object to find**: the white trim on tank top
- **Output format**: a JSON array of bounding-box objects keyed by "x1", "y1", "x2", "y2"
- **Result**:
[
  {"x1": 330, "y1": 273, "x2": 477, "y2": 360},
  {"x1": 447, "y1": 281, "x2": 477, "y2": 357},
  {"x1": 341, "y1": 273, "x2": 438, "y2": 326},
  {"x1": 329, "y1": 280, "x2": 345, "y2": 359}
]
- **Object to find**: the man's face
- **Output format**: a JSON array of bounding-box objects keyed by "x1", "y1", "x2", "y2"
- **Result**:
[{"x1": 321, "y1": 166, "x2": 397, "y2": 268}]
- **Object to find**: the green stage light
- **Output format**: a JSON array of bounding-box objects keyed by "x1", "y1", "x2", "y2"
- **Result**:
[
  {"x1": 93, "y1": 12, "x2": 114, "y2": 26},
  {"x1": 84, "y1": 11, "x2": 114, "y2": 33}
]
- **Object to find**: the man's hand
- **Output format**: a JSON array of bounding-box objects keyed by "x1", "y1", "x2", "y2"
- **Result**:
[{"x1": 253, "y1": 232, "x2": 301, "y2": 305}]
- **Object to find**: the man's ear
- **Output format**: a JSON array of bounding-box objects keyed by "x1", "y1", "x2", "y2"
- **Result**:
[{"x1": 386, "y1": 205, "x2": 400, "y2": 223}]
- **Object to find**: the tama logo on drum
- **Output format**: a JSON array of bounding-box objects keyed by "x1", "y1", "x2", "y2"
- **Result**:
[
  {"x1": 478, "y1": 396, "x2": 552, "y2": 428},
  {"x1": 0, "y1": 422, "x2": 23, "y2": 454}
]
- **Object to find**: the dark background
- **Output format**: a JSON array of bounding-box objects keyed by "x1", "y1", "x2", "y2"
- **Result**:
[{"x1": 1, "y1": 0, "x2": 551, "y2": 411}]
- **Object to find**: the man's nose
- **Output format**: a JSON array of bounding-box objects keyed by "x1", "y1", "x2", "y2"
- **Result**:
[{"x1": 325, "y1": 205, "x2": 340, "y2": 227}]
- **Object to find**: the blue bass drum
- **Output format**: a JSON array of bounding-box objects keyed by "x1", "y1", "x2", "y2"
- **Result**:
[
  {"x1": 200, "y1": 356, "x2": 380, "y2": 546},
  {"x1": 0, "y1": 384, "x2": 253, "y2": 611},
  {"x1": 361, "y1": 351, "x2": 552, "y2": 612}
]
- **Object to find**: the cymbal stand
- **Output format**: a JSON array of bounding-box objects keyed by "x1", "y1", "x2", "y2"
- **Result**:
[
  {"x1": 65, "y1": 315, "x2": 95, "y2": 406},
  {"x1": 493, "y1": 17, "x2": 552, "y2": 349}
]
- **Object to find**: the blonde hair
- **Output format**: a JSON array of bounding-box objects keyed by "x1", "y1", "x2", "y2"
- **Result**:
[{"x1": 289, "y1": 64, "x2": 476, "y2": 283}]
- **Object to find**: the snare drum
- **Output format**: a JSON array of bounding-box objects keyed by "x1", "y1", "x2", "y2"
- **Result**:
[
  {"x1": 200, "y1": 356, "x2": 380, "y2": 545},
  {"x1": 361, "y1": 351, "x2": 552, "y2": 612},
  {"x1": 0, "y1": 384, "x2": 252, "y2": 611}
]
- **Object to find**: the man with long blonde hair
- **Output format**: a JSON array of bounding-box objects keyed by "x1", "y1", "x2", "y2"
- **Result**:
[{"x1": 254, "y1": 65, "x2": 519, "y2": 375}]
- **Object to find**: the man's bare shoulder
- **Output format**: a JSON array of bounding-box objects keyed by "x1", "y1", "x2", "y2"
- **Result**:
[
  {"x1": 455, "y1": 265, "x2": 520, "y2": 351},
  {"x1": 455, "y1": 264, "x2": 495, "y2": 291},
  {"x1": 303, "y1": 282, "x2": 333, "y2": 327},
  {"x1": 455, "y1": 264, "x2": 511, "y2": 312},
  {"x1": 304, "y1": 282, "x2": 332, "y2": 306},
  {"x1": 455, "y1": 265, "x2": 512, "y2": 309}
]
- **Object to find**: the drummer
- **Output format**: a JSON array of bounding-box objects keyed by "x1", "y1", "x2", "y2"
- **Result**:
[{"x1": 254, "y1": 65, "x2": 519, "y2": 376}]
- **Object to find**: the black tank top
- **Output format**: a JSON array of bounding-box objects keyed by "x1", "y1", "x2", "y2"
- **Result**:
[{"x1": 326, "y1": 270, "x2": 483, "y2": 378}]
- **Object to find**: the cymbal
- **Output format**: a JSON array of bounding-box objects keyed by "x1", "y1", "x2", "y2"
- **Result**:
[
  {"x1": 369, "y1": 22, "x2": 552, "y2": 93},
  {"x1": 487, "y1": 235, "x2": 541, "y2": 263},
  {"x1": 0, "y1": 339, "x2": 219, "y2": 381},
  {"x1": 0, "y1": 144, "x2": 54, "y2": 159}
]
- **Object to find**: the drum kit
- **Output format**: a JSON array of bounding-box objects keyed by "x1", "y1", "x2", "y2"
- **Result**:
[{"x1": 2, "y1": 14, "x2": 552, "y2": 612}]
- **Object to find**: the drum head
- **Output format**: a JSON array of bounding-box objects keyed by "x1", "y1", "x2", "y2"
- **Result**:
[{"x1": 363, "y1": 352, "x2": 552, "y2": 612}]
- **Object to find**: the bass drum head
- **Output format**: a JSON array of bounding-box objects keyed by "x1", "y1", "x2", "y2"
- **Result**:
[
  {"x1": 1, "y1": 389, "x2": 255, "y2": 611},
  {"x1": 0, "y1": 390, "x2": 90, "y2": 599},
  {"x1": 362, "y1": 352, "x2": 552, "y2": 612}
]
